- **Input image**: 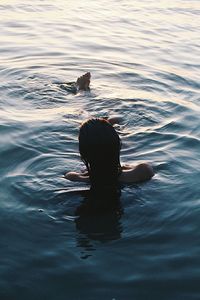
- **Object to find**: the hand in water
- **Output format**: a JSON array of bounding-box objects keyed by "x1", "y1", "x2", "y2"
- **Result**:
[{"x1": 76, "y1": 72, "x2": 91, "y2": 91}]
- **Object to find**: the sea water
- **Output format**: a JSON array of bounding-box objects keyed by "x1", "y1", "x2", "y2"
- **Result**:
[{"x1": 0, "y1": 0, "x2": 200, "y2": 299}]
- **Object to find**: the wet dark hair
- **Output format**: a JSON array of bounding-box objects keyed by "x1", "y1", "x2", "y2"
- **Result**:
[{"x1": 79, "y1": 118, "x2": 122, "y2": 190}]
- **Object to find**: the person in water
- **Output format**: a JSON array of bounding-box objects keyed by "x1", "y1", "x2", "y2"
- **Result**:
[
  {"x1": 64, "y1": 73, "x2": 154, "y2": 214},
  {"x1": 65, "y1": 118, "x2": 154, "y2": 185},
  {"x1": 76, "y1": 72, "x2": 91, "y2": 91},
  {"x1": 64, "y1": 72, "x2": 154, "y2": 185},
  {"x1": 60, "y1": 72, "x2": 91, "y2": 94}
]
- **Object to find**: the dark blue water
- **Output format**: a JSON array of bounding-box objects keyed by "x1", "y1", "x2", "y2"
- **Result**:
[{"x1": 1, "y1": 1, "x2": 200, "y2": 299}]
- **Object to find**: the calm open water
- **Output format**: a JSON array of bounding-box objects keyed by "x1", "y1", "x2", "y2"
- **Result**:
[{"x1": 0, "y1": 0, "x2": 200, "y2": 299}]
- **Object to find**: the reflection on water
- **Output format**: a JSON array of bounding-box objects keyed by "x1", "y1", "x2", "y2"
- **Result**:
[
  {"x1": 53, "y1": 187, "x2": 123, "y2": 259},
  {"x1": 76, "y1": 211, "x2": 123, "y2": 259}
]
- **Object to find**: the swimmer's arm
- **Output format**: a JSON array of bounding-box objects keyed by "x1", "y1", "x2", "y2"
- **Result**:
[
  {"x1": 122, "y1": 164, "x2": 133, "y2": 170},
  {"x1": 64, "y1": 171, "x2": 90, "y2": 183},
  {"x1": 119, "y1": 163, "x2": 154, "y2": 183},
  {"x1": 107, "y1": 116, "x2": 123, "y2": 125}
]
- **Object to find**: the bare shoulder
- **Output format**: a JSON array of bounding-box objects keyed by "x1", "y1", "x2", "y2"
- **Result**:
[{"x1": 119, "y1": 163, "x2": 154, "y2": 184}]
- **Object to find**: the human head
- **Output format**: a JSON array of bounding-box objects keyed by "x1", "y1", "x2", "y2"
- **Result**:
[{"x1": 79, "y1": 118, "x2": 121, "y2": 188}]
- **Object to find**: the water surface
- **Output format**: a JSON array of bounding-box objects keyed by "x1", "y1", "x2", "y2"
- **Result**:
[{"x1": 0, "y1": 1, "x2": 200, "y2": 299}]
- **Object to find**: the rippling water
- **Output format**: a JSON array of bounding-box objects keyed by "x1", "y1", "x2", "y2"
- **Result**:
[{"x1": 1, "y1": 0, "x2": 200, "y2": 299}]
